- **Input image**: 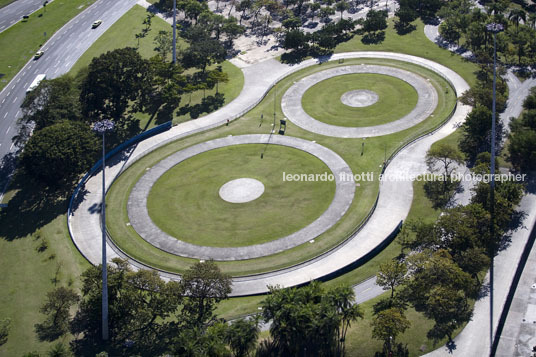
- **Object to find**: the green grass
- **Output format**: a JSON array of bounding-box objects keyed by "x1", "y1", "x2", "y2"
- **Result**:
[
  {"x1": 0, "y1": 0, "x2": 96, "y2": 91},
  {"x1": 0, "y1": 0, "x2": 16, "y2": 9},
  {"x1": 69, "y1": 5, "x2": 245, "y2": 130},
  {"x1": 302, "y1": 73, "x2": 418, "y2": 127},
  {"x1": 106, "y1": 57, "x2": 456, "y2": 276},
  {"x1": 0, "y1": 177, "x2": 90, "y2": 355},
  {"x1": 334, "y1": 18, "x2": 478, "y2": 87},
  {"x1": 146, "y1": 144, "x2": 335, "y2": 247}
]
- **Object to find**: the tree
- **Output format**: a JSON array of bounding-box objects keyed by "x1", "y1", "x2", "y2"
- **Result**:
[
  {"x1": 71, "y1": 259, "x2": 182, "y2": 355},
  {"x1": 459, "y1": 106, "x2": 503, "y2": 160},
  {"x1": 425, "y1": 143, "x2": 464, "y2": 205},
  {"x1": 46, "y1": 342, "x2": 72, "y2": 357},
  {"x1": 236, "y1": 0, "x2": 253, "y2": 25},
  {"x1": 184, "y1": 0, "x2": 207, "y2": 22},
  {"x1": 153, "y1": 30, "x2": 173, "y2": 61},
  {"x1": 182, "y1": 37, "x2": 226, "y2": 72},
  {"x1": 335, "y1": 1, "x2": 349, "y2": 20},
  {"x1": 394, "y1": 5, "x2": 417, "y2": 34},
  {"x1": 283, "y1": 28, "x2": 308, "y2": 51},
  {"x1": 225, "y1": 317, "x2": 260, "y2": 356},
  {"x1": 403, "y1": 250, "x2": 474, "y2": 312},
  {"x1": 426, "y1": 143, "x2": 464, "y2": 179},
  {"x1": 361, "y1": 9, "x2": 388, "y2": 43},
  {"x1": 371, "y1": 308, "x2": 410, "y2": 354},
  {"x1": 376, "y1": 260, "x2": 407, "y2": 299},
  {"x1": 20, "y1": 121, "x2": 99, "y2": 185},
  {"x1": 35, "y1": 287, "x2": 80, "y2": 341},
  {"x1": 326, "y1": 285, "x2": 363, "y2": 356},
  {"x1": 222, "y1": 16, "x2": 245, "y2": 47},
  {"x1": 0, "y1": 318, "x2": 10, "y2": 346},
  {"x1": 180, "y1": 260, "x2": 232, "y2": 327},
  {"x1": 509, "y1": 8, "x2": 526, "y2": 31},
  {"x1": 439, "y1": 20, "x2": 461, "y2": 45},
  {"x1": 20, "y1": 75, "x2": 82, "y2": 131},
  {"x1": 425, "y1": 286, "x2": 472, "y2": 343},
  {"x1": 262, "y1": 282, "x2": 362, "y2": 356},
  {"x1": 509, "y1": 127, "x2": 536, "y2": 171},
  {"x1": 80, "y1": 48, "x2": 151, "y2": 129}
]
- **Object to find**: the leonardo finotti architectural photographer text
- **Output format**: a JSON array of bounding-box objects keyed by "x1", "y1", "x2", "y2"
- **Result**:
[{"x1": 282, "y1": 172, "x2": 527, "y2": 183}]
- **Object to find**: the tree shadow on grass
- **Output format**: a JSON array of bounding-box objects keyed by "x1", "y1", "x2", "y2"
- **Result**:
[
  {"x1": 34, "y1": 322, "x2": 64, "y2": 342},
  {"x1": 0, "y1": 168, "x2": 71, "y2": 241}
]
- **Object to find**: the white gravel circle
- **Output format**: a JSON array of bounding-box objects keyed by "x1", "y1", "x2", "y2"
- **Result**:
[
  {"x1": 340, "y1": 89, "x2": 379, "y2": 107},
  {"x1": 219, "y1": 178, "x2": 265, "y2": 203}
]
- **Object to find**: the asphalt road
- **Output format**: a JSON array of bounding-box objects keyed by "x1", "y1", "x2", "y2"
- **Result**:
[
  {"x1": 0, "y1": 0, "x2": 53, "y2": 34},
  {"x1": 0, "y1": 0, "x2": 137, "y2": 199}
]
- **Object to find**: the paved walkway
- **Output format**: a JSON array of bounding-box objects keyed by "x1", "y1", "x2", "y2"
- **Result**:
[
  {"x1": 68, "y1": 52, "x2": 470, "y2": 296},
  {"x1": 281, "y1": 65, "x2": 438, "y2": 138},
  {"x1": 127, "y1": 134, "x2": 355, "y2": 260}
]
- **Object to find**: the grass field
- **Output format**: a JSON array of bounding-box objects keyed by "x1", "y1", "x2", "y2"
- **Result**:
[
  {"x1": 0, "y1": 0, "x2": 16, "y2": 9},
  {"x1": 106, "y1": 57, "x2": 456, "y2": 276},
  {"x1": 146, "y1": 144, "x2": 335, "y2": 247},
  {"x1": 0, "y1": 0, "x2": 96, "y2": 91},
  {"x1": 302, "y1": 73, "x2": 418, "y2": 127},
  {"x1": 69, "y1": 5, "x2": 244, "y2": 130},
  {"x1": 0, "y1": 176, "x2": 91, "y2": 355},
  {"x1": 334, "y1": 18, "x2": 478, "y2": 87}
]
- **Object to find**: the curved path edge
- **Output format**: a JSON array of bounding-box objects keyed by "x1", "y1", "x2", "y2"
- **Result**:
[
  {"x1": 68, "y1": 51, "x2": 471, "y2": 296},
  {"x1": 281, "y1": 64, "x2": 438, "y2": 138},
  {"x1": 127, "y1": 134, "x2": 355, "y2": 260}
]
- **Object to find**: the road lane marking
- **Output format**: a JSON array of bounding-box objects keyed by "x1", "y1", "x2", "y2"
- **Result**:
[
  {"x1": 6, "y1": 126, "x2": 10, "y2": 133},
  {"x1": 10, "y1": 143, "x2": 15, "y2": 151},
  {"x1": 3, "y1": 113, "x2": 7, "y2": 119},
  {"x1": 1, "y1": 99, "x2": 5, "y2": 104},
  {"x1": 6, "y1": 92, "x2": 10, "y2": 97},
  {"x1": 16, "y1": 110, "x2": 20, "y2": 117},
  {"x1": 12, "y1": 97, "x2": 18, "y2": 103},
  {"x1": 16, "y1": 78, "x2": 21, "y2": 83}
]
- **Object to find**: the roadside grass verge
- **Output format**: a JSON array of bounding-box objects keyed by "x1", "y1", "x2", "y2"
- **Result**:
[
  {"x1": 0, "y1": 0, "x2": 17, "y2": 10},
  {"x1": 0, "y1": 0, "x2": 96, "y2": 91}
]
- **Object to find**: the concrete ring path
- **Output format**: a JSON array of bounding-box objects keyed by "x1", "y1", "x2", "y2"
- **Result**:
[
  {"x1": 68, "y1": 52, "x2": 471, "y2": 296},
  {"x1": 281, "y1": 65, "x2": 438, "y2": 138},
  {"x1": 127, "y1": 134, "x2": 355, "y2": 261}
]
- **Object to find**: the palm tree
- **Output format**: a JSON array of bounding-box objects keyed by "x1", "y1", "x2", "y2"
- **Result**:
[
  {"x1": 327, "y1": 286, "x2": 364, "y2": 357},
  {"x1": 509, "y1": 8, "x2": 526, "y2": 31},
  {"x1": 527, "y1": 12, "x2": 536, "y2": 29}
]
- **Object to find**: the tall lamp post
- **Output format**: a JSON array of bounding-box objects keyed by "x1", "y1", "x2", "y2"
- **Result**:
[
  {"x1": 485, "y1": 22, "x2": 503, "y2": 355},
  {"x1": 172, "y1": 0, "x2": 177, "y2": 64},
  {"x1": 91, "y1": 119, "x2": 115, "y2": 342}
]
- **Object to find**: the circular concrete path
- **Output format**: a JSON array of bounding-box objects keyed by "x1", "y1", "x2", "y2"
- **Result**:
[
  {"x1": 281, "y1": 65, "x2": 438, "y2": 138},
  {"x1": 126, "y1": 134, "x2": 355, "y2": 261},
  {"x1": 219, "y1": 178, "x2": 265, "y2": 203}
]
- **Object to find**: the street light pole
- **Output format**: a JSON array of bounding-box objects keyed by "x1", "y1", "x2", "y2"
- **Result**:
[
  {"x1": 172, "y1": 0, "x2": 177, "y2": 64},
  {"x1": 486, "y1": 22, "x2": 503, "y2": 356},
  {"x1": 91, "y1": 119, "x2": 115, "y2": 342}
]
